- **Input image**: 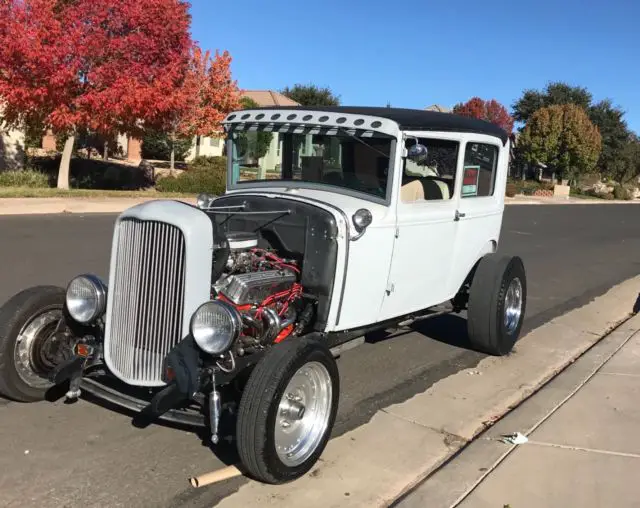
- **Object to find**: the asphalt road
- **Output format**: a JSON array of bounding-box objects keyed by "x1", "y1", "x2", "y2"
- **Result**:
[{"x1": 1, "y1": 204, "x2": 640, "y2": 507}]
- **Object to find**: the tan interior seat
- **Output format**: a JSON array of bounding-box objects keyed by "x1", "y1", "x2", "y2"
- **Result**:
[{"x1": 401, "y1": 179, "x2": 425, "y2": 202}]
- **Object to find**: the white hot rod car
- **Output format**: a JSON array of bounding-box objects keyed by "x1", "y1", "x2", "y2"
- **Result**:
[{"x1": 0, "y1": 107, "x2": 526, "y2": 484}]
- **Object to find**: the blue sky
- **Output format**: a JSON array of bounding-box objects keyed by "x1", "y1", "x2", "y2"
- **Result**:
[{"x1": 189, "y1": 0, "x2": 640, "y2": 133}]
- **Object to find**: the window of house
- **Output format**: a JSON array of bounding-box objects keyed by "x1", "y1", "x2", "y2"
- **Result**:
[
  {"x1": 461, "y1": 142, "x2": 498, "y2": 198},
  {"x1": 209, "y1": 137, "x2": 220, "y2": 147},
  {"x1": 400, "y1": 138, "x2": 459, "y2": 202}
]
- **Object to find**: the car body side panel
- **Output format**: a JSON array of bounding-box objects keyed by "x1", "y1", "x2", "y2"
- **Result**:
[{"x1": 330, "y1": 217, "x2": 396, "y2": 330}]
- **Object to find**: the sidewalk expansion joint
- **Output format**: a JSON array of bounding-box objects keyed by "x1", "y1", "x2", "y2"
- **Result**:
[
  {"x1": 599, "y1": 371, "x2": 640, "y2": 378},
  {"x1": 525, "y1": 440, "x2": 640, "y2": 459}
]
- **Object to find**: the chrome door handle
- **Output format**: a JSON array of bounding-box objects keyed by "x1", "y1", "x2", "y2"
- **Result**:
[{"x1": 454, "y1": 210, "x2": 466, "y2": 221}]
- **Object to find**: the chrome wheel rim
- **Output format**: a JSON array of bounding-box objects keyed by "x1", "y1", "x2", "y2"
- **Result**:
[
  {"x1": 13, "y1": 308, "x2": 63, "y2": 389},
  {"x1": 274, "y1": 361, "x2": 333, "y2": 467},
  {"x1": 504, "y1": 277, "x2": 523, "y2": 334}
]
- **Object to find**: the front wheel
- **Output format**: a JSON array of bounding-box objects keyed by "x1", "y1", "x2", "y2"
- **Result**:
[
  {"x1": 0, "y1": 286, "x2": 67, "y2": 402},
  {"x1": 467, "y1": 254, "x2": 527, "y2": 356},
  {"x1": 236, "y1": 338, "x2": 339, "y2": 484}
]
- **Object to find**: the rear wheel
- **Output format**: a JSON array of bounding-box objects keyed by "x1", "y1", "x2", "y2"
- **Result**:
[
  {"x1": 236, "y1": 338, "x2": 339, "y2": 484},
  {"x1": 467, "y1": 254, "x2": 527, "y2": 356},
  {"x1": 0, "y1": 286, "x2": 67, "y2": 402}
]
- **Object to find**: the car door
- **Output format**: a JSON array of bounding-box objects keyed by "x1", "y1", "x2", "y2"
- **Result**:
[
  {"x1": 449, "y1": 138, "x2": 505, "y2": 291},
  {"x1": 378, "y1": 136, "x2": 461, "y2": 321}
]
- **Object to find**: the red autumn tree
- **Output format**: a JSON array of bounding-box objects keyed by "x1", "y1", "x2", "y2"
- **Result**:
[
  {"x1": 0, "y1": 0, "x2": 193, "y2": 188},
  {"x1": 453, "y1": 97, "x2": 514, "y2": 134},
  {"x1": 164, "y1": 46, "x2": 241, "y2": 168}
]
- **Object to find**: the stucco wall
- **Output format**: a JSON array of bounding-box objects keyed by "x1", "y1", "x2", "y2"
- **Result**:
[
  {"x1": 0, "y1": 126, "x2": 26, "y2": 171},
  {"x1": 185, "y1": 135, "x2": 224, "y2": 161}
]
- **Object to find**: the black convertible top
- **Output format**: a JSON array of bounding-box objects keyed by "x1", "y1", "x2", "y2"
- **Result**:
[{"x1": 249, "y1": 106, "x2": 509, "y2": 144}]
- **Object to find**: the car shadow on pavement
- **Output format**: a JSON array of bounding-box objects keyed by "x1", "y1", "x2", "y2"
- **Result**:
[
  {"x1": 633, "y1": 292, "x2": 640, "y2": 314},
  {"x1": 365, "y1": 313, "x2": 483, "y2": 353}
]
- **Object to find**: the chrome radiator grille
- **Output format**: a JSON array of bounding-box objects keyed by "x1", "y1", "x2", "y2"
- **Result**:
[{"x1": 105, "y1": 219, "x2": 186, "y2": 385}]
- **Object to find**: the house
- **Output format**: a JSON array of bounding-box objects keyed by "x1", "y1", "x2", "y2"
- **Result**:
[
  {"x1": 0, "y1": 125, "x2": 25, "y2": 171},
  {"x1": 0, "y1": 106, "x2": 26, "y2": 171},
  {"x1": 425, "y1": 104, "x2": 451, "y2": 113}
]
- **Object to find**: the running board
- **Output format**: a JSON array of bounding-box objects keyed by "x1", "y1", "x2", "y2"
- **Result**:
[{"x1": 330, "y1": 336, "x2": 365, "y2": 358}]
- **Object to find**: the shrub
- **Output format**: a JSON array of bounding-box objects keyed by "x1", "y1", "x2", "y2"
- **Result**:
[
  {"x1": 505, "y1": 182, "x2": 517, "y2": 197},
  {"x1": 612, "y1": 185, "x2": 633, "y2": 201},
  {"x1": 508, "y1": 179, "x2": 555, "y2": 196},
  {"x1": 70, "y1": 159, "x2": 154, "y2": 190},
  {"x1": 20, "y1": 155, "x2": 154, "y2": 190},
  {"x1": 189, "y1": 155, "x2": 227, "y2": 171},
  {"x1": 0, "y1": 169, "x2": 50, "y2": 188},
  {"x1": 603, "y1": 192, "x2": 615, "y2": 200},
  {"x1": 157, "y1": 156, "x2": 227, "y2": 194}
]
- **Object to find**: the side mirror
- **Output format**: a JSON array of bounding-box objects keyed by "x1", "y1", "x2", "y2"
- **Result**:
[{"x1": 407, "y1": 142, "x2": 428, "y2": 163}]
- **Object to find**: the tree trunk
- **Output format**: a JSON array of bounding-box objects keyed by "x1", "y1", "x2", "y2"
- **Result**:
[
  {"x1": 195, "y1": 135, "x2": 201, "y2": 158},
  {"x1": 170, "y1": 131, "x2": 176, "y2": 174},
  {"x1": 57, "y1": 135, "x2": 75, "y2": 190},
  {"x1": 103, "y1": 141, "x2": 108, "y2": 161}
]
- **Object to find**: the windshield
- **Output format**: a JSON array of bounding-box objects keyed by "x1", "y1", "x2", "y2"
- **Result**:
[{"x1": 228, "y1": 128, "x2": 394, "y2": 200}]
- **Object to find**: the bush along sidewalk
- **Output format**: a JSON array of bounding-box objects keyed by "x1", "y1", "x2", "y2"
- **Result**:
[
  {"x1": 1, "y1": 155, "x2": 155, "y2": 191},
  {"x1": 156, "y1": 155, "x2": 227, "y2": 195}
]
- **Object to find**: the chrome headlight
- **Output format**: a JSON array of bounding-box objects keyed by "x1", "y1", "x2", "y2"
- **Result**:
[
  {"x1": 66, "y1": 274, "x2": 107, "y2": 324},
  {"x1": 190, "y1": 300, "x2": 241, "y2": 355}
]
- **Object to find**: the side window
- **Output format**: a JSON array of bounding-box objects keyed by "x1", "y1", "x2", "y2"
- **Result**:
[
  {"x1": 461, "y1": 142, "x2": 498, "y2": 197},
  {"x1": 400, "y1": 138, "x2": 459, "y2": 203}
]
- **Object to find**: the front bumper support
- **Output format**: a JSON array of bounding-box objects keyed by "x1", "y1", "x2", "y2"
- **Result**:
[{"x1": 80, "y1": 377, "x2": 206, "y2": 427}]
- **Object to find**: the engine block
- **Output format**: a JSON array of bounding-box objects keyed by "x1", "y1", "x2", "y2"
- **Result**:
[{"x1": 219, "y1": 269, "x2": 297, "y2": 305}]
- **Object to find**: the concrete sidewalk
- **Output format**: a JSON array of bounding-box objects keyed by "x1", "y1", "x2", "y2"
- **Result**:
[
  {"x1": 0, "y1": 196, "x2": 194, "y2": 215},
  {"x1": 396, "y1": 312, "x2": 640, "y2": 508}
]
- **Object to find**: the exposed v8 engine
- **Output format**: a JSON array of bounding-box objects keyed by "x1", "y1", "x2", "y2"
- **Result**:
[{"x1": 213, "y1": 232, "x2": 310, "y2": 348}]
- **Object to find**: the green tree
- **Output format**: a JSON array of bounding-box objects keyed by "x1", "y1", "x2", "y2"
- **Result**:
[
  {"x1": 518, "y1": 104, "x2": 601, "y2": 183},
  {"x1": 239, "y1": 96, "x2": 273, "y2": 160},
  {"x1": 281, "y1": 84, "x2": 340, "y2": 106},
  {"x1": 512, "y1": 82, "x2": 592, "y2": 123},
  {"x1": 588, "y1": 99, "x2": 630, "y2": 179},
  {"x1": 607, "y1": 134, "x2": 640, "y2": 185},
  {"x1": 141, "y1": 130, "x2": 192, "y2": 161}
]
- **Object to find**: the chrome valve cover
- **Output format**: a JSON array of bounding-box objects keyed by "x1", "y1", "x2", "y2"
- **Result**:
[{"x1": 220, "y1": 270, "x2": 296, "y2": 305}]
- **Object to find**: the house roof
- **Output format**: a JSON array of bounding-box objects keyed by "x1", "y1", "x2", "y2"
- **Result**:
[
  {"x1": 242, "y1": 90, "x2": 300, "y2": 107},
  {"x1": 237, "y1": 106, "x2": 509, "y2": 144},
  {"x1": 425, "y1": 104, "x2": 451, "y2": 113}
]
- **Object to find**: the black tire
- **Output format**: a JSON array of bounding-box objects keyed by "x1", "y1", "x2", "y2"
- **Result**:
[
  {"x1": 0, "y1": 286, "x2": 66, "y2": 402},
  {"x1": 236, "y1": 337, "x2": 339, "y2": 484},
  {"x1": 467, "y1": 254, "x2": 527, "y2": 356}
]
